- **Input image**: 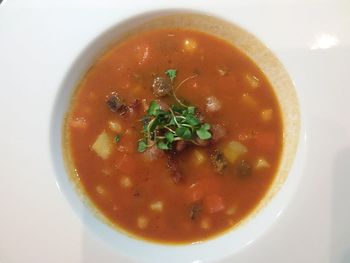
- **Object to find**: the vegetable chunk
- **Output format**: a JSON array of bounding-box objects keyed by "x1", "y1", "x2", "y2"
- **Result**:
[
  {"x1": 92, "y1": 131, "x2": 113, "y2": 160},
  {"x1": 222, "y1": 141, "x2": 248, "y2": 164}
]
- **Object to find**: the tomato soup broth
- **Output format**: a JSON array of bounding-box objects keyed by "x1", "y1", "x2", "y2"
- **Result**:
[{"x1": 65, "y1": 28, "x2": 283, "y2": 243}]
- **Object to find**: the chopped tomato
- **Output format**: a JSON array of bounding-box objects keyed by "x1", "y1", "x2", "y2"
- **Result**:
[
  {"x1": 204, "y1": 194, "x2": 225, "y2": 213},
  {"x1": 115, "y1": 154, "x2": 134, "y2": 174},
  {"x1": 185, "y1": 177, "x2": 221, "y2": 203},
  {"x1": 254, "y1": 132, "x2": 276, "y2": 152}
]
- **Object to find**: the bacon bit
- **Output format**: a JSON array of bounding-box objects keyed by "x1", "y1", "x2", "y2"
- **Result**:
[
  {"x1": 212, "y1": 124, "x2": 226, "y2": 142},
  {"x1": 143, "y1": 145, "x2": 165, "y2": 161},
  {"x1": 167, "y1": 154, "x2": 183, "y2": 184},
  {"x1": 175, "y1": 140, "x2": 187, "y2": 152}
]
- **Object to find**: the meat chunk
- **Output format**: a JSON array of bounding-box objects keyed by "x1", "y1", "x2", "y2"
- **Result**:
[
  {"x1": 175, "y1": 140, "x2": 187, "y2": 152},
  {"x1": 189, "y1": 203, "x2": 202, "y2": 220},
  {"x1": 236, "y1": 159, "x2": 252, "y2": 177},
  {"x1": 106, "y1": 92, "x2": 128, "y2": 115},
  {"x1": 212, "y1": 124, "x2": 226, "y2": 142},
  {"x1": 152, "y1": 76, "x2": 172, "y2": 97},
  {"x1": 211, "y1": 149, "x2": 228, "y2": 174},
  {"x1": 167, "y1": 154, "x2": 183, "y2": 184}
]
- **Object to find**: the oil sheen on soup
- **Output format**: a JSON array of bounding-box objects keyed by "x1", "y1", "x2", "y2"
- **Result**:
[{"x1": 65, "y1": 29, "x2": 283, "y2": 243}]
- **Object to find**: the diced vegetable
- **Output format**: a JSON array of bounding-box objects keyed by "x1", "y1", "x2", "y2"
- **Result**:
[
  {"x1": 255, "y1": 132, "x2": 276, "y2": 152},
  {"x1": 115, "y1": 154, "x2": 134, "y2": 174},
  {"x1": 260, "y1": 109, "x2": 273, "y2": 122},
  {"x1": 186, "y1": 183, "x2": 205, "y2": 203},
  {"x1": 200, "y1": 218, "x2": 211, "y2": 229},
  {"x1": 206, "y1": 96, "x2": 222, "y2": 113},
  {"x1": 245, "y1": 74, "x2": 260, "y2": 89},
  {"x1": 192, "y1": 149, "x2": 206, "y2": 166},
  {"x1": 92, "y1": 131, "x2": 113, "y2": 159},
  {"x1": 204, "y1": 194, "x2": 225, "y2": 213},
  {"x1": 255, "y1": 158, "x2": 270, "y2": 169},
  {"x1": 137, "y1": 216, "x2": 149, "y2": 229},
  {"x1": 217, "y1": 66, "x2": 229, "y2": 76},
  {"x1": 108, "y1": 120, "x2": 122, "y2": 133},
  {"x1": 222, "y1": 141, "x2": 248, "y2": 164},
  {"x1": 183, "y1": 38, "x2": 198, "y2": 52},
  {"x1": 96, "y1": 185, "x2": 107, "y2": 196},
  {"x1": 241, "y1": 93, "x2": 258, "y2": 108},
  {"x1": 226, "y1": 207, "x2": 237, "y2": 215},
  {"x1": 150, "y1": 201, "x2": 163, "y2": 212},
  {"x1": 120, "y1": 176, "x2": 132, "y2": 188},
  {"x1": 69, "y1": 117, "x2": 88, "y2": 130}
]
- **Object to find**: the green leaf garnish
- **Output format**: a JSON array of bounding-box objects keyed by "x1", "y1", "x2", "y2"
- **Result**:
[
  {"x1": 165, "y1": 69, "x2": 177, "y2": 82},
  {"x1": 196, "y1": 123, "x2": 212, "y2": 140},
  {"x1": 137, "y1": 140, "x2": 147, "y2": 152},
  {"x1": 114, "y1": 135, "x2": 121, "y2": 143},
  {"x1": 147, "y1": 101, "x2": 160, "y2": 116},
  {"x1": 137, "y1": 72, "x2": 212, "y2": 152}
]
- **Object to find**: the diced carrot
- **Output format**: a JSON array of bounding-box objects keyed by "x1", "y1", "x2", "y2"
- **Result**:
[
  {"x1": 185, "y1": 177, "x2": 221, "y2": 203},
  {"x1": 69, "y1": 117, "x2": 88, "y2": 130},
  {"x1": 254, "y1": 132, "x2": 276, "y2": 152},
  {"x1": 186, "y1": 183, "x2": 205, "y2": 203},
  {"x1": 204, "y1": 194, "x2": 225, "y2": 213},
  {"x1": 115, "y1": 154, "x2": 134, "y2": 174}
]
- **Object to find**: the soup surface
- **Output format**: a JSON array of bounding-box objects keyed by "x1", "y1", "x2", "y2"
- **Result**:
[{"x1": 65, "y1": 28, "x2": 283, "y2": 243}]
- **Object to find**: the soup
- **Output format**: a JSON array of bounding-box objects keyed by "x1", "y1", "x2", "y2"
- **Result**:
[{"x1": 65, "y1": 28, "x2": 283, "y2": 243}]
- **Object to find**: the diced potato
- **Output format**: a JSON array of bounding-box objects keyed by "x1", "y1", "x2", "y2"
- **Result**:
[
  {"x1": 92, "y1": 130, "x2": 113, "y2": 160},
  {"x1": 101, "y1": 167, "x2": 112, "y2": 176},
  {"x1": 255, "y1": 158, "x2": 270, "y2": 169},
  {"x1": 200, "y1": 218, "x2": 211, "y2": 230},
  {"x1": 183, "y1": 38, "x2": 198, "y2": 52},
  {"x1": 108, "y1": 120, "x2": 122, "y2": 133},
  {"x1": 192, "y1": 149, "x2": 206, "y2": 166},
  {"x1": 217, "y1": 66, "x2": 229, "y2": 76},
  {"x1": 245, "y1": 74, "x2": 260, "y2": 89},
  {"x1": 96, "y1": 185, "x2": 107, "y2": 196},
  {"x1": 150, "y1": 201, "x2": 163, "y2": 212},
  {"x1": 120, "y1": 176, "x2": 132, "y2": 188},
  {"x1": 226, "y1": 207, "x2": 237, "y2": 215},
  {"x1": 206, "y1": 96, "x2": 222, "y2": 113},
  {"x1": 241, "y1": 93, "x2": 258, "y2": 108},
  {"x1": 222, "y1": 141, "x2": 248, "y2": 164},
  {"x1": 260, "y1": 109, "x2": 273, "y2": 122},
  {"x1": 137, "y1": 216, "x2": 149, "y2": 229},
  {"x1": 131, "y1": 84, "x2": 143, "y2": 96}
]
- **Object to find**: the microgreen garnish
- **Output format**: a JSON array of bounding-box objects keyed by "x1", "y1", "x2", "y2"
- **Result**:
[
  {"x1": 114, "y1": 135, "x2": 121, "y2": 143},
  {"x1": 165, "y1": 69, "x2": 177, "y2": 82},
  {"x1": 137, "y1": 101, "x2": 212, "y2": 152}
]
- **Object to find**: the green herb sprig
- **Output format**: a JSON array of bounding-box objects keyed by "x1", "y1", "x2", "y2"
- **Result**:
[
  {"x1": 138, "y1": 101, "x2": 212, "y2": 152},
  {"x1": 137, "y1": 69, "x2": 212, "y2": 152}
]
